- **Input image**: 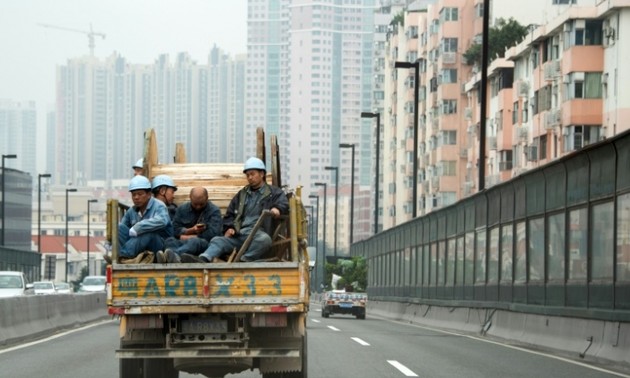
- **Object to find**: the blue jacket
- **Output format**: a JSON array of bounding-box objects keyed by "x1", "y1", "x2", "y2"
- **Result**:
[
  {"x1": 120, "y1": 197, "x2": 173, "y2": 238},
  {"x1": 173, "y1": 201, "x2": 222, "y2": 241}
]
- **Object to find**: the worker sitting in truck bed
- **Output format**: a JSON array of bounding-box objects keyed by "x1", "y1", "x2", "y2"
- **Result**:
[
  {"x1": 117, "y1": 175, "x2": 174, "y2": 263},
  {"x1": 181, "y1": 157, "x2": 289, "y2": 263},
  {"x1": 157, "y1": 187, "x2": 222, "y2": 263},
  {"x1": 151, "y1": 174, "x2": 178, "y2": 220}
]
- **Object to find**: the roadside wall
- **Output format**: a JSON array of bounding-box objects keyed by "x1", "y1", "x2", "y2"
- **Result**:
[
  {"x1": 368, "y1": 300, "x2": 630, "y2": 374},
  {"x1": 0, "y1": 293, "x2": 109, "y2": 347}
]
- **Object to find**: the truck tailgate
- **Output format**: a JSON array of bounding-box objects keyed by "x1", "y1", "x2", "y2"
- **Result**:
[{"x1": 108, "y1": 262, "x2": 308, "y2": 314}]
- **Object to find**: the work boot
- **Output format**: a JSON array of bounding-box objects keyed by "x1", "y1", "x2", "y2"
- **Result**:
[
  {"x1": 140, "y1": 251, "x2": 155, "y2": 264},
  {"x1": 103, "y1": 254, "x2": 113, "y2": 264},
  {"x1": 119, "y1": 253, "x2": 146, "y2": 264},
  {"x1": 155, "y1": 250, "x2": 166, "y2": 263},
  {"x1": 164, "y1": 249, "x2": 181, "y2": 263},
  {"x1": 181, "y1": 254, "x2": 209, "y2": 263}
]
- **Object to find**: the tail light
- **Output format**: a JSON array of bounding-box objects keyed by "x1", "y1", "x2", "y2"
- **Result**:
[{"x1": 106, "y1": 265, "x2": 112, "y2": 302}]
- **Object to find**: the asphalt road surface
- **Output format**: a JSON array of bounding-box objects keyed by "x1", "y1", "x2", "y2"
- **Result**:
[{"x1": 0, "y1": 304, "x2": 626, "y2": 378}]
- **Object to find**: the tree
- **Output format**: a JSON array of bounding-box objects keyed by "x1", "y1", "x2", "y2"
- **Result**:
[
  {"x1": 390, "y1": 11, "x2": 404, "y2": 27},
  {"x1": 463, "y1": 18, "x2": 529, "y2": 66},
  {"x1": 325, "y1": 256, "x2": 367, "y2": 291}
]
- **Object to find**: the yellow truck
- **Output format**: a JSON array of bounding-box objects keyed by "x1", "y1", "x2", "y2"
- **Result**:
[{"x1": 106, "y1": 129, "x2": 310, "y2": 378}]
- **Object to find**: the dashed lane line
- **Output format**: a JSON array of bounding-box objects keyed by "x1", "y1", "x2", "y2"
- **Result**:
[
  {"x1": 387, "y1": 360, "x2": 419, "y2": 377},
  {"x1": 351, "y1": 337, "x2": 370, "y2": 346}
]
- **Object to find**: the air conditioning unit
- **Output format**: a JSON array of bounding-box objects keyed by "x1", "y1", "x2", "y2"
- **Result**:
[
  {"x1": 526, "y1": 145, "x2": 538, "y2": 161},
  {"x1": 518, "y1": 81, "x2": 530, "y2": 97},
  {"x1": 518, "y1": 126, "x2": 529, "y2": 140},
  {"x1": 543, "y1": 60, "x2": 561, "y2": 81},
  {"x1": 442, "y1": 52, "x2": 456, "y2": 64},
  {"x1": 602, "y1": 73, "x2": 609, "y2": 84},
  {"x1": 562, "y1": 74, "x2": 571, "y2": 84},
  {"x1": 544, "y1": 110, "x2": 560, "y2": 130},
  {"x1": 464, "y1": 107, "x2": 472, "y2": 120}
]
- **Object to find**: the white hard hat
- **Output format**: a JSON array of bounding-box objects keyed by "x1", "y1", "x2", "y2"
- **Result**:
[
  {"x1": 132, "y1": 158, "x2": 144, "y2": 169},
  {"x1": 151, "y1": 175, "x2": 177, "y2": 191},
  {"x1": 243, "y1": 157, "x2": 266, "y2": 173},
  {"x1": 128, "y1": 175, "x2": 151, "y2": 191}
]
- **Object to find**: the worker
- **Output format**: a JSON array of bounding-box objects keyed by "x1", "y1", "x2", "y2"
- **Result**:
[
  {"x1": 152, "y1": 174, "x2": 178, "y2": 220},
  {"x1": 132, "y1": 158, "x2": 144, "y2": 176},
  {"x1": 181, "y1": 157, "x2": 288, "y2": 263},
  {"x1": 157, "y1": 187, "x2": 222, "y2": 263},
  {"x1": 117, "y1": 175, "x2": 173, "y2": 263}
]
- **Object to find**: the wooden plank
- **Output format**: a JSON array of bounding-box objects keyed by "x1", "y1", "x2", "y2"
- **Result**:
[
  {"x1": 256, "y1": 128, "x2": 265, "y2": 162},
  {"x1": 174, "y1": 143, "x2": 186, "y2": 163}
]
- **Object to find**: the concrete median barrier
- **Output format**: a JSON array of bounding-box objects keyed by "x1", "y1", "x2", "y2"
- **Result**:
[{"x1": 0, "y1": 293, "x2": 110, "y2": 348}]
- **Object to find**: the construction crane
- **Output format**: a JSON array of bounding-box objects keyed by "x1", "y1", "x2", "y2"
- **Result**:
[{"x1": 38, "y1": 22, "x2": 106, "y2": 57}]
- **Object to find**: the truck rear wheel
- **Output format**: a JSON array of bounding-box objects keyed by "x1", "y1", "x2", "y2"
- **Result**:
[
  {"x1": 120, "y1": 358, "x2": 143, "y2": 378},
  {"x1": 143, "y1": 358, "x2": 178, "y2": 378},
  {"x1": 261, "y1": 333, "x2": 307, "y2": 378}
]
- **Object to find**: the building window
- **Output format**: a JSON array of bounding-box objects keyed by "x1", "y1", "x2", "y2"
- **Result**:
[
  {"x1": 565, "y1": 19, "x2": 603, "y2": 48},
  {"x1": 439, "y1": 69, "x2": 457, "y2": 84},
  {"x1": 567, "y1": 72, "x2": 602, "y2": 99},
  {"x1": 441, "y1": 99, "x2": 457, "y2": 115},
  {"x1": 539, "y1": 134, "x2": 547, "y2": 160},
  {"x1": 474, "y1": 2, "x2": 484, "y2": 18},
  {"x1": 563, "y1": 125, "x2": 601, "y2": 152},
  {"x1": 512, "y1": 101, "x2": 519, "y2": 124},
  {"x1": 438, "y1": 130, "x2": 457, "y2": 146},
  {"x1": 499, "y1": 150, "x2": 513, "y2": 171},
  {"x1": 441, "y1": 38, "x2": 458, "y2": 53},
  {"x1": 439, "y1": 7, "x2": 458, "y2": 22},
  {"x1": 438, "y1": 160, "x2": 456, "y2": 176}
]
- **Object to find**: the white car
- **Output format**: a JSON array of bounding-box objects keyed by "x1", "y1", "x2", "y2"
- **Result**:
[
  {"x1": 0, "y1": 271, "x2": 30, "y2": 298},
  {"x1": 54, "y1": 282, "x2": 73, "y2": 294},
  {"x1": 79, "y1": 275, "x2": 106, "y2": 292},
  {"x1": 33, "y1": 281, "x2": 56, "y2": 295}
]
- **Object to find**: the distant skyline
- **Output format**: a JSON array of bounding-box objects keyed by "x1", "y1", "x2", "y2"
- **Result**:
[{"x1": 0, "y1": 0, "x2": 248, "y2": 172}]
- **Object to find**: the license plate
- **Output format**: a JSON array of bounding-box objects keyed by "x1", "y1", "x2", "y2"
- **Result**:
[
  {"x1": 181, "y1": 318, "x2": 227, "y2": 333},
  {"x1": 339, "y1": 302, "x2": 353, "y2": 308}
]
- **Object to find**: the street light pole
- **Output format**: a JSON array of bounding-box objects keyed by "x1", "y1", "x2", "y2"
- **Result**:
[
  {"x1": 339, "y1": 143, "x2": 355, "y2": 243},
  {"x1": 308, "y1": 195, "x2": 320, "y2": 291},
  {"x1": 38, "y1": 173, "x2": 52, "y2": 253},
  {"x1": 65, "y1": 188, "x2": 77, "y2": 282},
  {"x1": 1, "y1": 154, "x2": 17, "y2": 245},
  {"x1": 360, "y1": 112, "x2": 381, "y2": 234},
  {"x1": 324, "y1": 166, "x2": 338, "y2": 258},
  {"x1": 314, "y1": 183, "x2": 327, "y2": 262},
  {"x1": 395, "y1": 60, "x2": 420, "y2": 218},
  {"x1": 87, "y1": 199, "x2": 98, "y2": 276}
]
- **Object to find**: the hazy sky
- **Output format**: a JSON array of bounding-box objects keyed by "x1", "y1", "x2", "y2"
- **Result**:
[{"x1": 0, "y1": 0, "x2": 247, "y2": 170}]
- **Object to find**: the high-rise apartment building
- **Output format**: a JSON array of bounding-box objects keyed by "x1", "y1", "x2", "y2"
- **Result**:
[
  {"x1": 0, "y1": 100, "x2": 37, "y2": 179},
  {"x1": 55, "y1": 51, "x2": 245, "y2": 187},
  {"x1": 380, "y1": 0, "x2": 626, "y2": 229}
]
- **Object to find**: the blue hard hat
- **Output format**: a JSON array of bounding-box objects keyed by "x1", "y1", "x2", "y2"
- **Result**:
[
  {"x1": 243, "y1": 157, "x2": 266, "y2": 173},
  {"x1": 132, "y1": 158, "x2": 143, "y2": 169},
  {"x1": 151, "y1": 174, "x2": 177, "y2": 191},
  {"x1": 128, "y1": 175, "x2": 152, "y2": 191}
]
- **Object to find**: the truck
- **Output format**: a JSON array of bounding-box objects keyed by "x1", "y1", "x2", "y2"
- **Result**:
[{"x1": 106, "y1": 128, "x2": 310, "y2": 378}]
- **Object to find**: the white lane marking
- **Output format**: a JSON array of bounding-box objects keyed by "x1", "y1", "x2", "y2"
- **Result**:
[
  {"x1": 311, "y1": 318, "x2": 321, "y2": 323},
  {"x1": 387, "y1": 360, "x2": 419, "y2": 377},
  {"x1": 351, "y1": 337, "x2": 370, "y2": 346},
  {"x1": 327, "y1": 325, "x2": 341, "y2": 331},
  {"x1": 377, "y1": 315, "x2": 630, "y2": 378},
  {"x1": 0, "y1": 319, "x2": 115, "y2": 355}
]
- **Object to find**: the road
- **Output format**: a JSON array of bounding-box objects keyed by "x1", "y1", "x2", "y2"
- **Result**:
[{"x1": 0, "y1": 303, "x2": 626, "y2": 378}]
